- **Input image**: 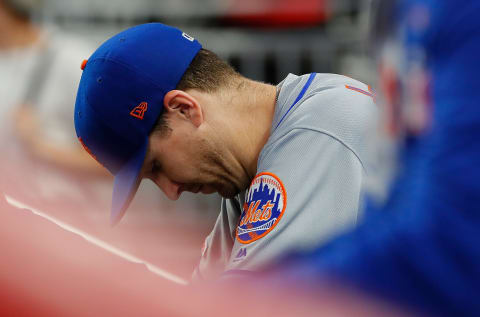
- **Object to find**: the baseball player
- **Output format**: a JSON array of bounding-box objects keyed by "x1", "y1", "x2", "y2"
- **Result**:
[{"x1": 74, "y1": 23, "x2": 378, "y2": 281}]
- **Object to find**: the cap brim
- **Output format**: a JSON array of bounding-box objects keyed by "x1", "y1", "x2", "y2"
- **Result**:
[{"x1": 110, "y1": 138, "x2": 148, "y2": 225}]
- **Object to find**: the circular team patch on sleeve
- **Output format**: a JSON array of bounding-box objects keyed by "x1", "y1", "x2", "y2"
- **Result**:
[{"x1": 236, "y1": 172, "x2": 287, "y2": 244}]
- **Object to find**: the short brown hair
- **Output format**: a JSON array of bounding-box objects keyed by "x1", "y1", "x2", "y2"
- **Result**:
[
  {"x1": 176, "y1": 48, "x2": 240, "y2": 92},
  {"x1": 153, "y1": 48, "x2": 240, "y2": 135}
]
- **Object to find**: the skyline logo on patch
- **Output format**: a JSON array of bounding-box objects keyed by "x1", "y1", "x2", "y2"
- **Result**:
[{"x1": 236, "y1": 172, "x2": 287, "y2": 244}]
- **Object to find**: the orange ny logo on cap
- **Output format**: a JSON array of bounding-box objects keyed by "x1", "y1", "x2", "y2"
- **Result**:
[{"x1": 130, "y1": 102, "x2": 148, "y2": 120}]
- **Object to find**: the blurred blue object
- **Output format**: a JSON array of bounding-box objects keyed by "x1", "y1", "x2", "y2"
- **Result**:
[{"x1": 277, "y1": 1, "x2": 480, "y2": 316}]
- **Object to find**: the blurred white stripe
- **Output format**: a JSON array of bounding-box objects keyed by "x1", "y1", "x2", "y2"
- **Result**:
[{"x1": 4, "y1": 194, "x2": 188, "y2": 286}]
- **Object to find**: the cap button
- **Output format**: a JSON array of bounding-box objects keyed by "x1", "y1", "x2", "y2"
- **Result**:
[{"x1": 81, "y1": 59, "x2": 88, "y2": 70}]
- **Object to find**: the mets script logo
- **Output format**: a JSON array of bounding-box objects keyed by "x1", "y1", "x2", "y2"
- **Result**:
[{"x1": 236, "y1": 172, "x2": 287, "y2": 244}]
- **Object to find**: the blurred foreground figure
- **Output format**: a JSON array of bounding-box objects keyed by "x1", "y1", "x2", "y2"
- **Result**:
[{"x1": 275, "y1": 0, "x2": 480, "y2": 316}]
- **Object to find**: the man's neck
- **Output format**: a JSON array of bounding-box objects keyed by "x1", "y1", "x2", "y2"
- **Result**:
[
  {"x1": 0, "y1": 6, "x2": 40, "y2": 50},
  {"x1": 227, "y1": 79, "x2": 278, "y2": 180}
]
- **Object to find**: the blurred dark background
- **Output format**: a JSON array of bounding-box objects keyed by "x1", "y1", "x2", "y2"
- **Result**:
[{"x1": 38, "y1": 0, "x2": 376, "y2": 84}]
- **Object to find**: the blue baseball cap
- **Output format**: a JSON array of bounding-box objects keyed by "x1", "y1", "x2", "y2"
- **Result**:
[{"x1": 74, "y1": 23, "x2": 202, "y2": 225}]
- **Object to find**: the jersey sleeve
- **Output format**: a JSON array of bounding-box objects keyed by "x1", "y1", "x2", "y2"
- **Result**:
[
  {"x1": 220, "y1": 85, "x2": 377, "y2": 277},
  {"x1": 223, "y1": 128, "x2": 366, "y2": 275}
]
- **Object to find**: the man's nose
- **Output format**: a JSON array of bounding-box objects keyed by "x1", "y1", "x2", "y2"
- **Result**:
[{"x1": 152, "y1": 174, "x2": 181, "y2": 200}]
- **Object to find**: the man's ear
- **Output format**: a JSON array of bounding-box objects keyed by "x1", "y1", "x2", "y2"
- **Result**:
[{"x1": 163, "y1": 90, "x2": 203, "y2": 127}]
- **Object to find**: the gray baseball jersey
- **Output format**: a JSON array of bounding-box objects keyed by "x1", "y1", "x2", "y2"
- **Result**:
[{"x1": 192, "y1": 73, "x2": 378, "y2": 281}]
